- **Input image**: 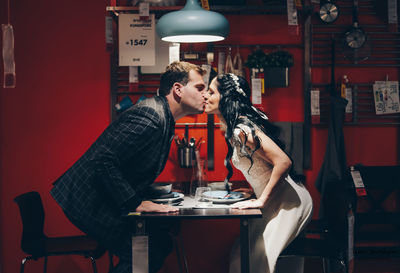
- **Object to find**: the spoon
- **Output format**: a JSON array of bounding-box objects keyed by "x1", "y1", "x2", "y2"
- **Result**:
[{"x1": 189, "y1": 137, "x2": 196, "y2": 147}]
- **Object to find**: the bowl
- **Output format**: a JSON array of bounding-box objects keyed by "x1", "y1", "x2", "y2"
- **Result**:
[
  {"x1": 209, "y1": 182, "x2": 232, "y2": 191},
  {"x1": 149, "y1": 183, "x2": 172, "y2": 194}
]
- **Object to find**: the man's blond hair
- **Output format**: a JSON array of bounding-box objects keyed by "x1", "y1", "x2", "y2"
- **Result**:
[{"x1": 159, "y1": 61, "x2": 206, "y2": 96}]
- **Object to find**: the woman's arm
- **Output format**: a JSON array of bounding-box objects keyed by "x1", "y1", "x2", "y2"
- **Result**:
[{"x1": 231, "y1": 129, "x2": 292, "y2": 209}]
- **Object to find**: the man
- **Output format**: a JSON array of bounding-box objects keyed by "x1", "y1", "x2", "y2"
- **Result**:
[{"x1": 50, "y1": 61, "x2": 207, "y2": 273}]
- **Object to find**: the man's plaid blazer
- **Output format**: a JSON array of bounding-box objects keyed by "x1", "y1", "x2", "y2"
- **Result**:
[{"x1": 50, "y1": 95, "x2": 175, "y2": 246}]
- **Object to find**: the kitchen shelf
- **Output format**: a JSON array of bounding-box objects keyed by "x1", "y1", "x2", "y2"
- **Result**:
[
  {"x1": 310, "y1": 0, "x2": 400, "y2": 67},
  {"x1": 106, "y1": 6, "x2": 181, "y2": 11},
  {"x1": 311, "y1": 28, "x2": 400, "y2": 67},
  {"x1": 106, "y1": 4, "x2": 288, "y2": 16},
  {"x1": 310, "y1": 82, "x2": 400, "y2": 126},
  {"x1": 305, "y1": 0, "x2": 400, "y2": 127}
]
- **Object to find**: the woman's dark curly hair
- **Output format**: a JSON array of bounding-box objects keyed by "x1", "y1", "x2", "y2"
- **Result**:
[{"x1": 215, "y1": 73, "x2": 301, "y2": 183}]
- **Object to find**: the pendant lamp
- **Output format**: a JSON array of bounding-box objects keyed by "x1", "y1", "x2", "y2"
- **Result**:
[{"x1": 156, "y1": 0, "x2": 230, "y2": 43}]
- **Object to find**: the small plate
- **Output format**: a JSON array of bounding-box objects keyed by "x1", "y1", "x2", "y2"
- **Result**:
[
  {"x1": 202, "y1": 191, "x2": 251, "y2": 204},
  {"x1": 149, "y1": 192, "x2": 184, "y2": 204}
]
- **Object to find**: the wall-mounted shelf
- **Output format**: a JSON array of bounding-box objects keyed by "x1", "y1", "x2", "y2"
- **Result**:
[
  {"x1": 307, "y1": 0, "x2": 400, "y2": 126},
  {"x1": 312, "y1": 24, "x2": 400, "y2": 67},
  {"x1": 311, "y1": 83, "x2": 400, "y2": 126},
  {"x1": 106, "y1": 5, "x2": 181, "y2": 17},
  {"x1": 106, "y1": 4, "x2": 288, "y2": 16},
  {"x1": 310, "y1": 0, "x2": 400, "y2": 67}
]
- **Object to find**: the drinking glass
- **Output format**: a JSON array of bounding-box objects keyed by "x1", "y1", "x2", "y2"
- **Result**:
[
  {"x1": 190, "y1": 158, "x2": 208, "y2": 197},
  {"x1": 194, "y1": 186, "x2": 212, "y2": 208}
]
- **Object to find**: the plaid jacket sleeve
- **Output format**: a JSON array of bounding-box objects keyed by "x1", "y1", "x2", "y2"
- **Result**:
[{"x1": 89, "y1": 104, "x2": 163, "y2": 209}]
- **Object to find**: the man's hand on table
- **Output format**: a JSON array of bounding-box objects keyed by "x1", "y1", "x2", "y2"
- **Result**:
[{"x1": 136, "y1": 200, "x2": 179, "y2": 213}]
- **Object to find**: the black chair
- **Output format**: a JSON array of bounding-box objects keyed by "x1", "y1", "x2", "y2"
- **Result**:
[
  {"x1": 352, "y1": 165, "x2": 400, "y2": 258},
  {"x1": 279, "y1": 183, "x2": 355, "y2": 273},
  {"x1": 279, "y1": 219, "x2": 349, "y2": 273},
  {"x1": 14, "y1": 191, "x2": 113, "y2": 273}
]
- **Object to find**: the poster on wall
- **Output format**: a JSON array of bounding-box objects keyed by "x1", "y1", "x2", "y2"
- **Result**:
[
  {"x1": 140, "y1": 31, "x2": 170, "y2": 74},
  {"x1": 119, "y1": 14, "x2": 155, "y2": 66},
  {"x1": 373, "y1": 81, "x2": 400, "y2": 115}
]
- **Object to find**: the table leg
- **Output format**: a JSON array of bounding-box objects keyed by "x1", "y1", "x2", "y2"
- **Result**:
[{"x1": 240, "y1": 218, "x2": 250, "y2": 273}]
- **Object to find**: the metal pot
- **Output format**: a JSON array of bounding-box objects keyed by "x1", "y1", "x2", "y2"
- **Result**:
[{"x1": 178, "y1": 146, "x2": 195, "y2": 168}]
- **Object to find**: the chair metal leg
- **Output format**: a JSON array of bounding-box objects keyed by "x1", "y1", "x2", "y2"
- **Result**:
[
  {"x1": 43, "y1": 256, "x2": 48, "y2": 273},
  {"x1": 89, "y1": 256, "x2": 98, "y2": 273},
  {"x1": 173, "y1": 234, "x2": 189, "y2": 273},
  {"x1": 173, "y1": 236, "x2": 183, "y2": 273},
  {"x1": 341, "y1": 259, "x2": 348, "y2": 273},
  {"x1": 108, "y1": 252, "x2": 114, "y2": 273},
  {"x1": 20, "y1": 256, "x2": 33, "y2": 273},
  {"x1": 322, "y1": 258, "x2": 348, "y2": 273},
  {"x1": 178, "y1": 235, "x2": 189, "y2": 273},
  {"x1": 322, "y1": 258, "x2": 329, "y2": 273}
]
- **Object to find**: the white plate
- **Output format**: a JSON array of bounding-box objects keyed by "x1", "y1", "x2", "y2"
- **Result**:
[
  {"x1": 149, "y1": 192, "x2": 184, "y2": 204},
  {"x1": 202, "y1": 191, "x2": 251, "y2": 204}
]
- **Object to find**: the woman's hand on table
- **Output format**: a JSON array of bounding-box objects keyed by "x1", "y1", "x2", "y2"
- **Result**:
[
  {"x1": 136, "y1": 200, "x2": 179, "y2": 213},
  {"x1": 230, "y1": 199, "x2": 263, "y2": 209}
]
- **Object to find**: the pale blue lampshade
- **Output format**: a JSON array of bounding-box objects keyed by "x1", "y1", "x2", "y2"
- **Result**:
[{"x1": 156, "y1": 0, "x2": 230, "y2": 43}]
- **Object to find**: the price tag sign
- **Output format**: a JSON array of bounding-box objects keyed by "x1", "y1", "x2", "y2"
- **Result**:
[
  {"x1": 169, "y1": 43, "x2": 180, "y2": 63},
  {"x1": 119, "y1": 14, "x2": 155, "y2": 66},
  {"x1": 132, "y1": 235, "x2": 149, "y2": 273},
  {"x1": 311, "y1": 89, "x2": 320, "y2": 124},
  {"x1": 388, "y1": 0, "x2": 398, "y2": 24},
  {"x1": 251, "y1": 78, "x2": 262, "y2": 105},
  {"x1": 350, "y1": 169, "x2": 367, "y2": 196}
]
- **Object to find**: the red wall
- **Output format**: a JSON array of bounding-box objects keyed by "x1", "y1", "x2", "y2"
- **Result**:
[
  {"x1": 0, "y1": 0, "x2": 111, "y2": 272},
  {"x1": 0, "y1": 1, "x2": 398, "y2": 273}
]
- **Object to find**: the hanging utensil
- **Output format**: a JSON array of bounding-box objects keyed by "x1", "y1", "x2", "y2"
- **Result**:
[
  {"x1": 225, "y1": 47, "x2": 234, "y2": 74},
  {"x1": 207, "y1": 114, "x2": 214, "y2": 170},
  {"x1": 342, "y1": 0, "x2": 371, "y2": 64},
  {"x1": 319, "y1": 0, "x2": 339, "y2": 24},
  {"x1": 345, "y1": 0, "x2": 366, "y2": 49},
  {"x1": 232, "y1": 47, "x2": 245, "y2": 77},
  {"x1": 184, "y1": 125, "x2": 189, "y2": 146}
]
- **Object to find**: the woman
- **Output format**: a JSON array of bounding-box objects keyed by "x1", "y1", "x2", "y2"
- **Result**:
[{"x1": 204, "y1": 73, "x2": 313, "y2": 273}]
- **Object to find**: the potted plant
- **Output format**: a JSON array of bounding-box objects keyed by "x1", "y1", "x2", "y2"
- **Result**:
[
  {"x1": 244, "y1": 48, "x2": 267, "y2": 71},
  {"x1": 263, "y1": 50, "x2": 293, "y2": 87}
]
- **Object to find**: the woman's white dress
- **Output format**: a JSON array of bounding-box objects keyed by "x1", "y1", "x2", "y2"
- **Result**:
[{"x1": 229, "y1": 123, "x2": 313, "y2": 273}]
